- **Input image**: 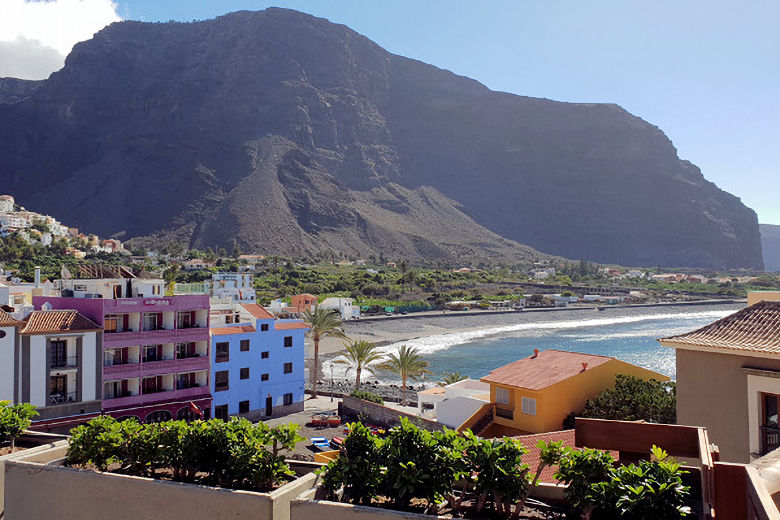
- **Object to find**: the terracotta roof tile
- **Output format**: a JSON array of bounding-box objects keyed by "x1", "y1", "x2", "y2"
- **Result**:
[
  {"x1": 481, "y1": 350, "x2": 613, "y2": 390},
  {"x1": 211, "y1": 325, "x2": 256, "y2": 336},
  {"x1": 240, "y1": 303, "x2": 275, "y2": 320},
  {"x1": 20, "y1": 310, "x2": 101, "y2": 335},
  {"x1": 514, "y1": 430, "x2": 574, "y2": 483},
  {"x1": 274, "y1": 321, "x2": 309, "y2": 331},
  {"x1": 0, "y1": 309, "x2": 19, "y2": 327},
  {"x1": 660, "y1": 301, "x2": 780, "y2": 354}
]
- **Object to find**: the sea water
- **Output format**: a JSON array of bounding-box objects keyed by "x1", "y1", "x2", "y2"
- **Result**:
[{"x1": 329, "y1": 305, "x2": 740, "y2": 381}]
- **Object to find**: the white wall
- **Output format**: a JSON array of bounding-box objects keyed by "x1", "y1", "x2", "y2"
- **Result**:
[
  {"x1": 0, "y1": 326, "x2": 16, "y2": 401},
  {"x1": 29, "y1": 336, "x2": 47, "y2": 408},
  {"x1": 81, "y1": 333, "x2": 97, "y2": 402},
  {"x1": 437, "y1": 395, "x2": 489, "y2": 429}
]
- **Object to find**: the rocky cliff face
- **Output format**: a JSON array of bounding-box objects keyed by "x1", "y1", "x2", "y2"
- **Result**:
[
  {"x1": 761, "y1": 224, "x2": 780, "y2": 272},
  {"x1": 0, "y1": 78, "x2": 42, "y2": 104},
  {"x1": 0, "y1": 9, "x2": 764, "y2": 268}
]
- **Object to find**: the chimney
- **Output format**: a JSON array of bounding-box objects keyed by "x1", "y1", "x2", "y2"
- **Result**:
[
  {"x1": 34, "y1": 266, "x2": 41, "y2": 288},
  {"x1": 533, "y1": 349, "x2": 539, "y2": 358},
  {"x1": 581, "y1": 362, "x2": 588, "y2": 371}
]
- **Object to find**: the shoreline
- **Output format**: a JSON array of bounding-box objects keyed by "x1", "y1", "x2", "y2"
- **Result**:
[{"x1": 314, "y1": 298, "x2": 744, "y2": 358}]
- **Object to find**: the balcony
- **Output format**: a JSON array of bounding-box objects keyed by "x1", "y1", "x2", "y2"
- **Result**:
[
  {"x1": 761, "y1": 426, "x2": 780, "y2": 455},
  {"x1": 103, "y1": 356, "x2": 209, "y2": 379},
  {"x1": 103, "y1": 327, "x2": 208, "y2": 347},
  {"x1": 48, "y1": 392, "x2": 78, "y2": 406},
  {"x1": 102, "y1": 385, "x2": 210, "y2": 410},
  {"x1": 50, "y1": 356, "x2": 78, "y2": 370}
]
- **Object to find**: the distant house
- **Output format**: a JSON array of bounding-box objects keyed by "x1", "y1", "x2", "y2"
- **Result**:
[
  {"x1": 386, "y1": 262, "x2": 397, "y2": 268},
  {"x1": 320, "y1": 297, "x2": 360, "y2": 320},
  {"x1": 290, "y1": 294, "x2": 317, "y2": 314},
  {"x1": 0, "y1": 195, "x2": 14, "y2": 213},
  {"x1": 183, "y1": 259, "x2": 215, "y2": 270},
  {"x1": 659, "y1": 293, "x2": 780, "y2": 462},
  {"x1": 460, "y1": 350, "x2": 668, "y2": 437},
  {"x1": 238, "y1": 254, "x2": 266, "y2": 265},
  {"x1": 206, "y1": 272, "x2": 255, "y2": 303}
]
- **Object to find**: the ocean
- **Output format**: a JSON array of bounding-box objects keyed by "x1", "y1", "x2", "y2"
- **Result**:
[{"x1": 327, "y1": 304, "x2": 742, "y2": 381}]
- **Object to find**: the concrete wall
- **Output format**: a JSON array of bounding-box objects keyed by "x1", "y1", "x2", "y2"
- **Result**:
[
  {"x1": 748, "y1": 291, "x2": 780, "y2": 306},
  {"x1": 0, "y1": 325, "x2": 15, "y2": 401},
  {"x1": 4, "y1": 446, "x2": 319, "y2": 520},
  {"x1": 676, "y1": 348, "x2": 780, "y2": 463},
  {"x1": 341, "y1": 396, "x2": 444, "y2": 431}
]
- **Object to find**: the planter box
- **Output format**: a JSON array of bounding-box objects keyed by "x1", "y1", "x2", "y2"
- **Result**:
[
  {"x1": 4, "y1": 444, "x2": 320, "y2": 520},
  {"x1": 0, "y1": 431, "x2": 69, "y2": 518},
  {"x1": 290, "y1": 483, "x2": 566, "y2": 520}
]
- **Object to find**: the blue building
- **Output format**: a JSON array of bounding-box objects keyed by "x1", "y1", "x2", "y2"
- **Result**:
[{"x1": 210, "y1": 303, "x2": 307, "y2": 420}]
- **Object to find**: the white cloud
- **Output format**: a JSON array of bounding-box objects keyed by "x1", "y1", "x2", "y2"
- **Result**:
[{"x1": 0, "y1": 0, "x2": 121, "y2": 80}]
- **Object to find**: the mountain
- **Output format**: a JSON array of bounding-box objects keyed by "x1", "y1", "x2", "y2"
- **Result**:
[
  {"x1": 0, "y1": 9, "x2": 764, "y2": 268},
  {"x1": 0, "y1": 78, "x2": 42, "y2": 104},
  {"x1": 761, "y1": 224, "x2": 780, "y2": 272}
]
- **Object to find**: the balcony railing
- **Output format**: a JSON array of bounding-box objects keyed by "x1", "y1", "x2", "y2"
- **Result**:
[
  {"x1": 760, "y1": 426, "x2": 780, "y2": 455},
  {"x1": 48, "y1": 392, "x2": 78, "y2": 406},
  {"x1": 50, "y1": 357, "x2": 78, "y2": 369}
]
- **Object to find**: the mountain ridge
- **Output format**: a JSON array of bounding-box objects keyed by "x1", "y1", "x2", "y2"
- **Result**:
[{"x1": 0, "y1": 8, "x2": 764, "y2": 268}]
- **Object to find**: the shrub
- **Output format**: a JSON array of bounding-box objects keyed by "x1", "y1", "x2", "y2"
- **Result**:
[
  {"x1": 0, "y1": 401, "x2": 38, "y2": 449},
  {"x1": 578, "y1": 375, "x2": 677, "y2": 425},
  {"x1": 350, "y1": 390, "x2": 383, "y2": 404},
  {"x1": 66, "y1": 416, "x2": 303, "y2": 492},
  {"x1": 320, "y1": 422, "x2": 383, "y2": 505}
]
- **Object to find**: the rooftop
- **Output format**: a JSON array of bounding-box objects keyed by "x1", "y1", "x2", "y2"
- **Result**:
[
  {"x1": 240, "y1": 303, "x2": 274, "y2": 320},
  {"x1": 274, "y1": 321, "x2": 309, "y2": 330},
  {"x1": 211, "y1": 325, "x2": 257, "y2": 336},
  {"x1": 481, "y1": 349, "x2": 613, "y2": 390},
  {"x1": 0, "y1": 308, "x2": 19, "y2": 327},
  {"x1": 19, "y1": 310, "x2": 101, "y2": 335},
  {"x1": 660, "y1": 301, "x2": 780, "y2": 354}
]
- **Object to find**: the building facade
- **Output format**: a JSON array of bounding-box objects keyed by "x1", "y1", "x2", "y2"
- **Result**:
[
  {"x1": 34, "y1": 266, "x2": 211, "y2": 423},
  {"x1": 660, "y1": 296, "x2": 780, "y2": 462},
  {"x1": 210, "y1": 303, "x2": 307, "y2": 420},
  {"x1": 0, "y1": 309, "x2": 103, "y2": 428}
]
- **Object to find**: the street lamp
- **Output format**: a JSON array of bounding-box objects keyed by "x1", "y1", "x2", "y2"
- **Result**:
[{"x1": 330, "y1": 364, "x2": 335, "y2": 403}]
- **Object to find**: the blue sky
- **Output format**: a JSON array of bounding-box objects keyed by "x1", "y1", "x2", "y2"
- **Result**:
[{"x1": 97, "y1": 2, "x2": 780, "y2": 225}]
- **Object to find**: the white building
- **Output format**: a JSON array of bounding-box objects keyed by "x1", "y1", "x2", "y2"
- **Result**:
[
  {"x1": 0, "y1": 195, "x2": 14, "y2": 214},
  {"x1": 205, "y1": 272, "x2": 255, "y2": 303},
  {"x1": 58, "y1": 265, "x2": 164, "y2": 299},
  {"x1": 0, "y1": 308, "x2": 103, "y2": 424},
  {"x1": 320, "y1": 297, "x2": 360, "y2": 320},
  {"x1": 417, "y1": 378, "x2": 491, "y2": 428}
]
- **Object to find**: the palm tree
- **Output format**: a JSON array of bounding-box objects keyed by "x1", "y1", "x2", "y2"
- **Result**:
[
  {"x1": 303, "y1": 307, "x2": 347, "y2": 397},
  {"x1": 378, "y1": 345, "x2": 432, "y2": 406},
  {"x1": 333, "y1": 340, "x2": 384, "y2": 391},
  {"x1": 399, "y1": 260, "x2": 407, "y2": 294},
  {"x1": 437, "y1": 371, "x2": 467, "y2": 387}
]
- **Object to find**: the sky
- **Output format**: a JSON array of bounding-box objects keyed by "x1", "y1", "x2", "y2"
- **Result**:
[{"x1": 1, "y1": 1, "x2": 778, "y2": 225}]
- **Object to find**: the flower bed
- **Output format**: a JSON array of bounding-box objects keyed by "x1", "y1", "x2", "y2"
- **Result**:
[{"x1": 316, "y1": 418, "x2": 692, "y2": 519}]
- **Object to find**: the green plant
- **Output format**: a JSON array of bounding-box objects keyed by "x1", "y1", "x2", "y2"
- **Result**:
[
  {"x1": 554, "y1": 446, "x2": 615, "y2": 520},
  {"x1": 333, "y1": 340, "x2": 384, "y2": 391},
  {"x1": 437, "y1": 371, "x2": 467, "y2": 387},
  {"x1": 378, "y1": 345, "x2": 432, "y2": 406},
  {"x1": 320, "y1": 422, "x2": 383, "y2": 505},
  {"x1": 66, "y1": 415, "x2": 125, "y2": 471},
  {"x1": 0, "y1": 401, "x2": 38, "y2": 450},
  {"x1": 350, "y1": 390, "x2": 384, "y2": 404},
  {"x1": 303, "y1": 307, "x2": 347, "y2": 397},
  {"x1": 464, "y1": 434, "x2": 530, "y2": 517},
  {"x1": 579, "y1": 375, "x2": 677, "y2": 424}
]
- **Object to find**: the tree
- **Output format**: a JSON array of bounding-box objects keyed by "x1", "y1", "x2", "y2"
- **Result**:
[
  {"x1": 437, "y1": 371, "x2": 467, "y2": 387},
  {"x1": 399, "y1": 260, "x2": 407, "y2": 294},
  {"x1": 378, "y1": 345, "x2": 432, "y2": 406},
  {"x1": 333, "y1": 340, "x2": 384, "y2": 391},
  {"x1": 302, "y1": 307, "x2": 347, "y2": 397},
  {"x1": 0, "y1": 401, "x2": 38, "y2": 450},
  {"x1": 577, "y1": 375, "x2": 676, "y2": 425}
]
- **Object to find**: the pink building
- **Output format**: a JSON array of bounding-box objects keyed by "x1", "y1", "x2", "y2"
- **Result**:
[{"x1": 34, "y1": 267, "x2": 211, "y2": 422}]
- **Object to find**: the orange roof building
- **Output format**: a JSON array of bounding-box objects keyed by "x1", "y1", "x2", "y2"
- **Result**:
[
  {"x1": 469, "y1": 349, "x2": 668, "y2": 436},
  {"x1": 19, "y1": 310, "x2": 101, "y2": 335}
]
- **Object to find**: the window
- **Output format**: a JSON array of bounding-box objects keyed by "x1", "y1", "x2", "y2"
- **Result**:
[
  {"x1": 260, "y1": 323, "x2": 269, "y2": 332},
  {"x1": 176, "y1": 342, "x2": 195, "y2": 359},
  {"x1": 283, "y1": 393, "x2": 293, "y2": 406},
  {"x1": 104, "y1": 315, "x2": 120, "y2": 333},
  {"x1": 179, "y1": 372, "x2": 196, "y2": 389},
  {"x1": 283, "y1": 362, "x2": 293, "y2": 374},
  {"x1": 50, "y1": 340, "x2": 67, "y2": 368},
  {"x1": 215, "y1": 371, "x2": 229, "y2": 392},
  {"x1": 74, "y1": 284, "x2": 87, "y2": 292},
  {"x1": 215, "y1": 342, "x2": 229, "y2": 363},
  {"x1": 143, "y1": 345, "x2": 161, "y2": 363},
  {"x1": 261, "y1": 351, "x2": 269, "y2": 359},
  {"x1": 142, "y1": 313, "x2": 159, "y2": 331},
  {"x1": 495, "y1": 387, "x2": 510, "y2": 405},
  {"x1": 49, "y1": 375, "x2": 67, "y2": 401},
  {"x1": 240, "y1": 367, "x2": 249, "y2": 380},
  {"x1": 239, "y1": 401, "x2": 250, "y2": 414},
  {"x1": 496, "y1": 407, "x2": 514, "y2": 419},
  {"x1": 521, "y1": 397, "x2": 537, "y2": 416},
  {"x1": 284, "y1": 336, "x2": 293, "y2": 348},
  {"x1": 177, "y1": 311, "x2": 192, "y2": 329},
  {"x1": 261, "y1": 373, "x2": 269, "y2": 381},
  {"x1": 215, "y1": 405, "x2": 228, "y2": 421},
  {"x1": 240, "y1": 339, "x2": 250, "y2": 352},
  {"x1": 142, "y1": 376, "x2": 162, "y2": 394}
]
